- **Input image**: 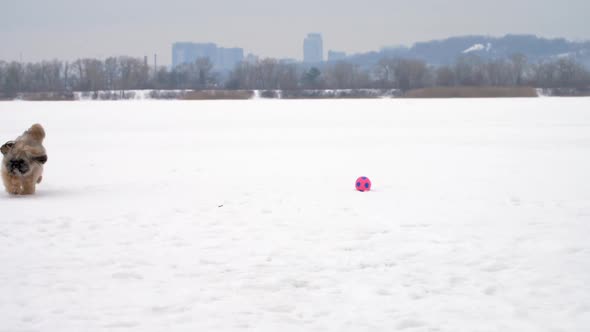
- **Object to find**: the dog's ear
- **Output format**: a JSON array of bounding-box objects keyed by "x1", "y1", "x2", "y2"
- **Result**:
[
  {"x1": 32, "y1": 155, "x2": 47, "y2": 164},
  {"x1": 1, "y1": 141, "x2": 15, "y2": 155},
  {"x1": 26, "y1": 124, "x2": 45, "y2": 143}
]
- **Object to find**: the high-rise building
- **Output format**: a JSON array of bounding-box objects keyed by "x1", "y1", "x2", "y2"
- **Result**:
[
  {"x1": 172, "y1": 42, "x2": 243, "y2": 70},
  {"x1": 328, "y1": 50, "x2": 347, "y2": 62},
  {"x1": 244, "y1": 53, "x2": 259, "y2": 64},
  {"x1": 217, "y1": 47, "x2": 244, "y2": 70},
  {"x1": 303, "y1": 33, "x2": 323, "y2": 63},
  {"x1": 172, "y1": 42, "x2": 215, "y2": 67}
]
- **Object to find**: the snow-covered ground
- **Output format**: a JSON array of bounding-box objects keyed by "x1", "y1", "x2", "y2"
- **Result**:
[
  {"x1": 1, "y1": 98, "x2": 589, "y2": 332},
  {"x1": 462, "y1": 43, "x2": 492, "y2": 54}
]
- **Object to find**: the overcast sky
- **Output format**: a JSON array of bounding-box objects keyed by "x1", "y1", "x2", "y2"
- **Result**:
[{"x1": 1, "y1": 0, "x2": 588, "y2": 65}]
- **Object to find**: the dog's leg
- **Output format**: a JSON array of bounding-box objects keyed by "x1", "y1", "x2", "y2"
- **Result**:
[
  {"x1": 21, "y1": 179, "x2": 36, "y2": 195},
  {"x1": 5, "y1": 184, "x2": 21, "y2": 195},
  {"x1": 5, "y1": 182, "x2": 22, "y2": 195},
  {"x1": 2, "y1": 172, "x2": 21, "y2": 195}
]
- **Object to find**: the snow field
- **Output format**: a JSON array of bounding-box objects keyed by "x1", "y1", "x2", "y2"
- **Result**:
[{"x1": 1, "y1": 98, "x2": 589, "y2": 331}]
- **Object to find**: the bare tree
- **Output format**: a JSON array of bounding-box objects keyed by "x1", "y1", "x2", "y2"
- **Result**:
[
  {"x1": 226, "y1": 59, "x2": 298, "y2": 90},
  {"x1": 1, "y1": 52, "x2": 587, "y2": 97},
  {"x1": 374, "y1": 58, "x2": 396, "y2": 88},
  {"x1": 455, "y1": 55, "x2": 487, "y2": 86},
  {"x1": 119, "y1": 56, "x2": 148, "y2": 90},
  {"x1": 531, "y1": 57, "x2": 590, "y2": 88},
  {"x1": 195, "y1": 57, "x2": 215, "y2": 88},
  {"x1": 393, "y1": 59, "x2": 430, "y2": 90},
  {"x1": 4, "y1": 62, "x2": 24, "y2": 97},
  {"x1": 63, "y1": 61, "x2": 70, "y2": 91},
  {"x1": 324, "y1": 61, "x2": 371, "y2": 89},
  {"x1": 301, "y1": 67, "x2": 323, "y2": 89},
  {"x1": 40, "y1": 60, "x2": 64, "y2": 92},
  {"x1": 0, "y1": 61, "x2": 5, "y2": 96},
  {"x1": 104, "y1": 57, "x2": 119, "y2": 90},
  {"x1": 510, "y1": 53, "x2": 527, "y2": 85},
  {"x1": 326, "y1": 62, "x2": 354, "y2": 89},
  {"x1": 486, "y1": 59, "x2": 514, "y2": 86},
  {"x1": 555, "y1": 57, "x2": 588, "y2": 87},
  {"x1": 85, "y1": 59, "x2": 106, "y2": 92},
  {"x1": 435, "y1": 66, "x2": 456, "y2": 86},
  {"x1": 257, "y1": 58, "x2": 278, "y2": 89},
  {"x1": 276, "y1": 63, "x2": 299, "y2": 90}
]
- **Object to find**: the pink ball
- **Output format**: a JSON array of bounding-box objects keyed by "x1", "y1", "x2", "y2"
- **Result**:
[{"x1": 355, "y1": 176, "x2": 372, "y2": 192}]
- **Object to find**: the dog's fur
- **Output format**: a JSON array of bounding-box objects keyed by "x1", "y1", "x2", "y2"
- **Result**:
[{"x1": 1, "y1": 124, "x2": 47, "y2": 195}]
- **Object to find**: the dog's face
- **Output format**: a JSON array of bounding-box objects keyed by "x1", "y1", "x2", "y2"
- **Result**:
[
  {"x1": 2, "y1": 141, "x2": 30, "y2": 175},
  {"x1": 2, "y1": 141, "x2": 31, "y2": 176},
  {"x1": 1, "y1": 128, "x2": 47, "y2": 177}
]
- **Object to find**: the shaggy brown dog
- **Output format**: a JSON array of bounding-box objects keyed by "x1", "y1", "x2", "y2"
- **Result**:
[{"x1": 1, "y1": 124, "x2": 47, "y2": 195}]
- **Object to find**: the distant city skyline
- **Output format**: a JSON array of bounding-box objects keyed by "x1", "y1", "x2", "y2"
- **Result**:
[
  {"x1": 1, "y1": 0, "x2": 589, "y2": 65},
  {"x1": 303, "y1": 33, "x2": 324, "y2": 63},
  {"x1": 172, "y1": 42, "x2": 244, "y2": 69}
]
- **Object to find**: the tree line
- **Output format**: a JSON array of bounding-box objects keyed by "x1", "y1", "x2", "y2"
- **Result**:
[{"x1": 1, "y1": 54, "x2": 589, "y2": 97}]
